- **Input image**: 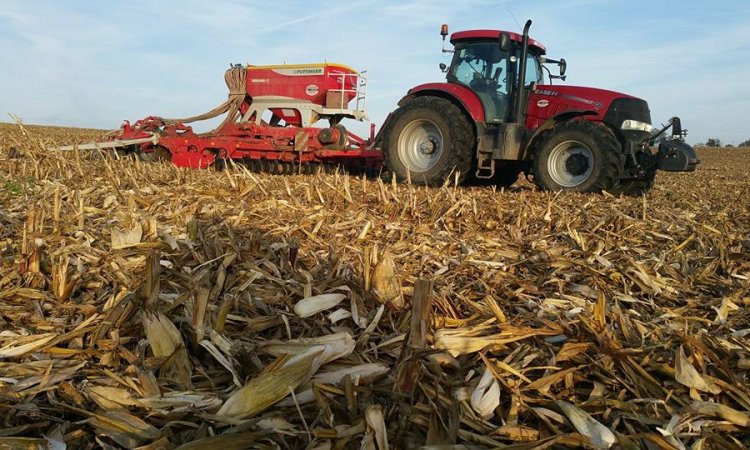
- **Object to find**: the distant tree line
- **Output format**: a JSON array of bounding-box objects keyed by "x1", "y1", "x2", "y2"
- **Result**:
[
  {"x1": 649, "y1": 132, "x2": 749, "y2": 148},
  {"x1": 696, "y1": 138, "x2": 750, "y2": 148}
]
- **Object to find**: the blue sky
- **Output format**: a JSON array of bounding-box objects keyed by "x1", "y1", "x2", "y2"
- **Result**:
[{"x1": 1, "y1": 0, "x2": 748, "y2": 145}]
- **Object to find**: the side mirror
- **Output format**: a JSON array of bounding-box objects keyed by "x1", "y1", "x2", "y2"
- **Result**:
[
  {"x1": 559, "y1": 58, "x2": 567, "y2": 76},
  {"x1": 498, "y1": 32, "x2": 510, "y2": 52},
  {"x1": 439, "y1": 63, "x2": 448, "y2": 73}
]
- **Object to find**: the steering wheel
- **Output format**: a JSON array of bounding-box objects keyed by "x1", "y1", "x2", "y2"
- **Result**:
[
  {"x1": 470, "y1": 64, "x2": 504, "y2": 93},
  {"x1": 469, "y1": 76, "x2": 494, "y2": 92}
]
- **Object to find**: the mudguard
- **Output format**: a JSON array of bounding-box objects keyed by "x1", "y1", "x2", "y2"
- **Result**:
[{"x1": 401, "y1": 83, "x2": 486, "y2": 123}]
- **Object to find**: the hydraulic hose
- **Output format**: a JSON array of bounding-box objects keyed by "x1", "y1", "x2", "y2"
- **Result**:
[{"x1": 161, "y1": 66, "x2": 247, "y2": 132}]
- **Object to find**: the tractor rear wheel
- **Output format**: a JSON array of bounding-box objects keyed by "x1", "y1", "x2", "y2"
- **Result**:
[
  {"x1": 383, "y1": 97, "x2": 474, "y2": 186},
  {"x1": 532, "y1": 121, "x2": 620, "y2": 193}
]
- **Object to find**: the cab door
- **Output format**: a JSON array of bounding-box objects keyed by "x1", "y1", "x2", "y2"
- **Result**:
[{"x1": 448, "y1": 42, "x2": 511, "y2": 123}]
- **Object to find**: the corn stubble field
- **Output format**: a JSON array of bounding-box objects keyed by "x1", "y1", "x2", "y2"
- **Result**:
[{"x1": 1, "y1": 122, "x2": 749, "y2": 449}]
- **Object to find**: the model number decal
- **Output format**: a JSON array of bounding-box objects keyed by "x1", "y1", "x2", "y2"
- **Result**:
[{"x1": 561, "y1": 94, "x2": 604, "y2": 110}]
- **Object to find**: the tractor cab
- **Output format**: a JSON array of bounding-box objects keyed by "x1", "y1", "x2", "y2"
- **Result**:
[{"x1": 444, "y1": 29, "x2": 547, "y2": 124}]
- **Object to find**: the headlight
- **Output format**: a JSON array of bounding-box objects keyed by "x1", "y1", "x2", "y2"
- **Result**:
[{"x1": 622, "y1": 120, "x2": 653, "y2": 133}]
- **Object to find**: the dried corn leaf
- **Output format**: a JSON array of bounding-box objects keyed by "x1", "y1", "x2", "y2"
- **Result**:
[
  {"x1": 470, "y1": 368, "x2": 500, "y2": 420},
  {"x1": 433, "y1": 329, "x2": 508, "y2": 357},
  {"x1": 173, "y1": 432, "x2": 268, "y2": 450},
  {"x1": 279, "y1": 363, "x2": 389, "y2": 406},
  {"x1": 217, "y1": 348, "x2": 322, "y2": 419},
  {"x1": 556, "y1": 401, "x2": 616, "y2": 449},
  {"x1": 87, "y1": 410, "x2": 161, "y2": 448},
  {"x1": 111, "y1": 221, "x2": 143, "y2": 249},
  {"x1": 0, "y1": 334, "x2": 56, "y2": 359},
  {"x1": 312, "y1": 363, "x2": 389, "y2": 385},
  {"x1": 0, "y1": 438, "x2": 47, "y2": 450},
  {"x1": 294, "y1": 293, "x2": 347, "y2": 318},
  {"x1": 142, "y1": 312, "x2": 192, "y2": 389},
  {"x1": 365, "y1": 404, "x2": 389, "y2": 450},
  {"x1": 371, "y1": 251, "x2": 403, "y2": 308},
  {"x1": 139, "y1": 392, "x2": 221, "y2": 411},
  {"x1": 688, "y1": 401, "x2": 750, "y2": 427},
  {"x1": 87, "y1": 385, "x2": 141, "y2": 409},
  {"x1": 675, "y1": 346, "x2": 721, "y2": 394},
  {"x1": 263, "y1": 331, "x2": 355, "y2": 366}
]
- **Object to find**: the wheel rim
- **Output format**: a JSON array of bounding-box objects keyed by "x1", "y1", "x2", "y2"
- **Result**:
[
  {"x1": 397, "y1": 119, "x2": 443, "y2": 173},
  {"x1": 547, "y1": 140, "x2": 594, "y2": 187}
]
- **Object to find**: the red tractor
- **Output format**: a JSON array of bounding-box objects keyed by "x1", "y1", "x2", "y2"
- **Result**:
[{"x1": 380, "y1": 20, "x2": 698, "y2": 194}]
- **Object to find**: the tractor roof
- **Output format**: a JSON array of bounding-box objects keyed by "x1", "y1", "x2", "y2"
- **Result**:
[{"x1": 450, "y1": 30, "x2": 546, "y2": 54}]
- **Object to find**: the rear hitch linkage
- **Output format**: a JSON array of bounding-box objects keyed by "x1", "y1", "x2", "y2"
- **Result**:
[{"x1": 650, "y1": 117, "x2": 700, "y2": 172}]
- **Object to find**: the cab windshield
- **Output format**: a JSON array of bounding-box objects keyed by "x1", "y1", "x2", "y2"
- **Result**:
[{"x1": 447, "y1": 40, "x2": 542, "y2": 122}]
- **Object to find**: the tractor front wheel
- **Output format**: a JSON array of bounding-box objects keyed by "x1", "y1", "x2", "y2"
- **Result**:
[
  {"x1": 533, "y1": 121, "x2": 620, "y2": 193},
  {"x1": 383, "y1": 97, "x2": 474, "y2": 186}
]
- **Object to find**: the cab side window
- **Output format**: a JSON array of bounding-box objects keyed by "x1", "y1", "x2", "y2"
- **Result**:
[{"x1": 524, "y1": 53, "x2": 542, "y2": 86}]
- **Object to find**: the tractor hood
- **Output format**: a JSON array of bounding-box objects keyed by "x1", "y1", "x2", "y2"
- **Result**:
[
  {"x1": 526, "y1": 85, "x2": 651, "y2": 133},
  {"x1": 530, "y1": 85, "x2": 639, "y2": 115}
]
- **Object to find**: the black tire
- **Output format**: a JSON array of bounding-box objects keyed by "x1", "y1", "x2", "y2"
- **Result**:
[
  {"x1": 382, "y1": 96, "x2": 474, "y2": 186},
  {"x1": 532, "y1": 120, "x2": 621, "y2": 193}
]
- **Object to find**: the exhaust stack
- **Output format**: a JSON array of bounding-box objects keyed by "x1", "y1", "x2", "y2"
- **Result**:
[{"x1": 513, "y1": 19, "x2": 532, "y2": 124}]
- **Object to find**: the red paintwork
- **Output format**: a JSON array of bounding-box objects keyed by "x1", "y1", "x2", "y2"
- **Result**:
[
  {"x1": 110, "y1": 115, "x2": 381, "y2": 170},
  {"x1": 105, "y1": 63, "x2": 381, "y2": 170},
  {"x1": 246, "y1": 64, "x2": 357, "y2": 106},
  {"x1": 405, "y1": 83, "x2": 487, "y2": 123},
  {"x1": 525, "y1": 85, "x2": 639, "y2": 131},
  {"x1": 450, "y1": 30, "x2": 546, "y2": 54}
]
